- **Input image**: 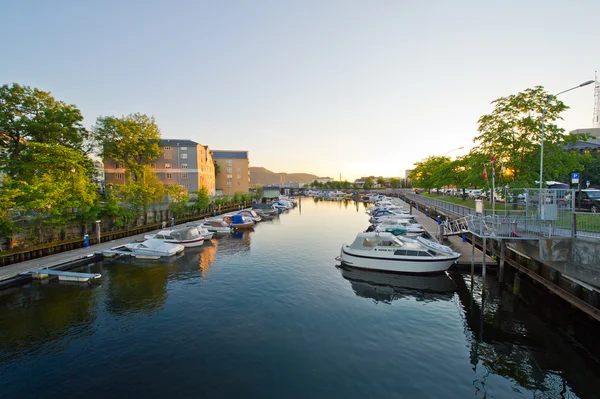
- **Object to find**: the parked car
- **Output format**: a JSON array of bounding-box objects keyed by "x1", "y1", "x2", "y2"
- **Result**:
[
  {"x1": 468, "y1": 189, "x2": 482, "y2": 199},
  {"x1": 575, "y1": 189, "x2": 600, "y2": 213}
]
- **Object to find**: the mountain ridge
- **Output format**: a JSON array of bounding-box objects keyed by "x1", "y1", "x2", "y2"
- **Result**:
[{"x1": 250, "y1": 166, "x2": 320, "y2": 185}]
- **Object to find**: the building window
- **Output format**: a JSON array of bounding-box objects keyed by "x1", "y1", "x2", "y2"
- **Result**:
[
  {"x1": 165, "y1": 163, "x2": 171, "y2": 169},
  {"x1": 166, "y1": 173, "x2": 172, "y2": 179},
  {"x1": 181, "y1": 173, "x2": 188, "y2": 179},
  {"x1": 227, "y1": 174, "x2": 232, "y2": 179},
  {"x1": 116, "y1": 173, "x2": 123, "y2": 179},
  {"x1": 164, "y1": 153, "x2": 172, "y2": 159},
  {"x1": 164, "y1": 146, "x2": 171, "y2": 150},
  {"x1": 181, "y1": 163, "x2": 188, "y2": 169},
  {"x1": 150, "y1": 163, "x2": 156, "y2": 169},
  {"x1": 181, "y1": 147, "x2": 187, "y2": 151},
  {"x1": 227, "y1": 181, "x2": 232, "y2": 187},
  {"x1": 181, "y1": 184, "x2": 189, "y2": 189},
  {"x1": 181, "y1": 153, "x2": 187, "y2": 160},
  {"x1": 236, "y1": 174, "x2": 241, "y2": 179},
  {"x1": 226, "y1": 160, "x2": 232, "y2": 166},
  {"x1": 226, "y1": 167, "x2": 232, "y2": 173},
  {"x1": 115, "y1": 162, "x2": 121, "y2": 169}
]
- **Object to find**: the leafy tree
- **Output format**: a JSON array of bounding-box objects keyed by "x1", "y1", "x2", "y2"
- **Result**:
[
  {"x1": 0, "y1": 83, "x2": 90, "y2": 174},
  {"x1": 192, "y1": 186, "x2": 211, "y2": 212},
  {"x1": 214, "y1": 160, "x2": 220, "y2": 177},
  {"x1": 409, "y1": 156, "x2": 447, "y2": 192},
  {"x1": 363, "y1": 177, "x2": 374, "y2": 190},
  {"x1": 342, "y1": 180, "x2": 351, "y2": 190},
  {"x1": 389, "y1": 178, "x2": 399, "y2": 188},
  {"x1": 474, "y1": 86, "x2": 588, "y2": 187},
  {"x1": 254, "y1": 186, "x2": 264, "y2": 200},
  {"x1": 93, "y1": 113, "x2": 161, "y2": 181},
  {"x1": 376, "y1": 177, "x2": 386, "y2": 187}
]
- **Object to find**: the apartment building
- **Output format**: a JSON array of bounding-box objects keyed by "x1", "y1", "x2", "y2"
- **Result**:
[
  {"x1": 212, "y1": 150, "x2": 250, "y2": 196},
  {"x1": 104, "y1": 139, "x2": 215, "y2": 195}
]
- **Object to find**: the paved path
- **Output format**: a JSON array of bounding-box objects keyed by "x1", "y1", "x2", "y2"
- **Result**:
[{"x1": 409, "y1": 205, "x2": 495, "y2": 267}]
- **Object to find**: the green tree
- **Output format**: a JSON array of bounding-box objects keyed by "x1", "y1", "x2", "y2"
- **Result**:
[
  {"x1": 389, "y1": 178, "x2": 399, "y2": 188},
  {"x1": 474, "y1": 86, "x2": 588, "y2": 187},
  {"x1": 363, "y1": 177, "x2": 374, "y2": 190},
  {"x1": 192, "y1": 186, "x2": 211, "y2": 212},
  {"x1": 0, "y1": 83, "x2": 90, "y2": 174},
  {"x1": 93, "y1": 113, "x2": 161, "y2": 181},
  {"x1": 409, "y1": 156, "x2": 448, "y2": 192},
  {"x1": 376, "y1": 177, "x2": 386, "y2": 187},
  {"x1": 214, "y1": 160, "x2": 220, "y2": 177}
]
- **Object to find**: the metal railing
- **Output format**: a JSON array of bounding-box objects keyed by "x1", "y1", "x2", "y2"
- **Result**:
[{"x1": 406, "y1": 192, "x2": 600, "y2": 240}]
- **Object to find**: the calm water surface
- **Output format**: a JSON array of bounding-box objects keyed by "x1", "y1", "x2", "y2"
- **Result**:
[{"x1": 1, "y1": 199, "x2": 600, "y2": 398}]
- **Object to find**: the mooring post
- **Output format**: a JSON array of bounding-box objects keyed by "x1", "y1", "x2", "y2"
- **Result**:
[
  {"x1": 513, "y1": 273, "x2": 521, "y2": 295},
  {"x1": 482, "y1": 237, "x2": 487, "y2": 278},
  {"x1": 498, "y1": 240, "x2": 505, "y2": 283},
  {"x1": 471, "y1": 233, "x2": 475, "y2": 277}
]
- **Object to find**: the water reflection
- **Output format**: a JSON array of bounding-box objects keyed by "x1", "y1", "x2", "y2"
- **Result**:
[
  {"x1": 451, "y1": 273, "x2": 600, "y2": 398},
  {"x1": 0, "y1": 282, "x2": 98, "y2": 362},
  {"x1": 338, "y1": 266, "x2": 456, "y2": 303},
  {"x1": 105, "y1": 262, "x2": 168, "y2": 316}
]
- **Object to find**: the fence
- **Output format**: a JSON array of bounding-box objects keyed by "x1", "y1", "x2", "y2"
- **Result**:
[{"x1": 405, "y1": 191, "x2": 600, "y2": 239}]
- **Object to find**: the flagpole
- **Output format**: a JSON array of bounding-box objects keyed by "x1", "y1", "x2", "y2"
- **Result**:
[{"x1": 492, "y1": 151, "x2": 495, "y2": 218}]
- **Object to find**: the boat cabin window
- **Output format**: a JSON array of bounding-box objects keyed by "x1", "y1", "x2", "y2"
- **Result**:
[
  {"x1": 156, "y1": 235, "x2": 166, "y2": 239},
  {"x1": 394, "y1": 249, "x2": 407, "y2": 255},
  {"x1": 427, "y1": 250, "x2": 437, "y2": 256},
  {"x1": 417, "y1": 251, "x2": 431, "y2": 256},
  {"x1": 363, "y1": 238, "x2": 379, "y2": 247},
  {"x1": 405, "y1": 250, "x2": 418, "y2": 256}
]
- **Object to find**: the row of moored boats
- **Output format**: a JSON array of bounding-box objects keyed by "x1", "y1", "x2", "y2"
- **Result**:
[
  {"x1": 104, "y1": 197, "x2": 297, "y2": 259},
  {"x1": 338, "y1": 196, "x2": 462, "y2": 274}
]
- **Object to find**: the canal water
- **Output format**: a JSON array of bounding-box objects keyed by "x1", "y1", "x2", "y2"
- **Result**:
[{"x1": 1, "y1": 199, "x2": 600, "y2": 398}]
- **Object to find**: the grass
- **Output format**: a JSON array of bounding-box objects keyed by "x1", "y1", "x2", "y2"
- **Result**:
[{"x1": 420, "y1": 192, "x2": 522, "y2": 211}]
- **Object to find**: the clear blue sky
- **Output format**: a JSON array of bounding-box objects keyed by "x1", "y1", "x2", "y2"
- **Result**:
[{"x1": 2, "y1": 0, "x2": 599, "y2": 180}]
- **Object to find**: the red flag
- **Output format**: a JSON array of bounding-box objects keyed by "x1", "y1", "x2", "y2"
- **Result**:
[{"x1": 483, "y1": 166, "x2": 488, "y2": 180}]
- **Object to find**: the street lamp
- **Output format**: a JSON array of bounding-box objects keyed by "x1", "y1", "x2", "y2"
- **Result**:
[{"x1": 539, "y1": 80, "x2": 594, "y2": 193}]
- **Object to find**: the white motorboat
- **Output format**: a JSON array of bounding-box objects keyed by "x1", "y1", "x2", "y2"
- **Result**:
[
  {"x1": 370, "y1": 212, "x2": 416, "y2": 224},
  {"x1": 226, "y1": 214, "x2": 255, "y2": 230},
  {"x1": 124, "y1": 238, "x2": 184, "y2": 257},
  {"x1": 237, "y1": 209, "x2": 262, "y2": 223},
  {"x1": 144, "y1": 226, "x2": 205, "y2": 247},
  {"x1": 338, "y1": 232, "x2": 460, "y2": 274},
  {"x1": 186, "y1": 223, "x2": 216, "y2": 240},
  {"x1": 374, "y1": 219, "x2": 425, "y2": 235},
  {"x1": 201, "y1": 218, "x2": 232, "y2": 234}
]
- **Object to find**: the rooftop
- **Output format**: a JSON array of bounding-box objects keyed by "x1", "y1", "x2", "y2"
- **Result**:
[
  {"x1": 160, "y1": 139, "x2": 198, "y2": 147},
  {"x1": 212, "y1": 150, "x2": 249, "y2": 159}
]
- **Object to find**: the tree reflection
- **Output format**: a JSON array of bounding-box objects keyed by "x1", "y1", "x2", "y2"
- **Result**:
[
  {"x1": 105, "y1": 262, "x2": 168, "y2": 316},
  {"x1": 0, "y1": 283, "x2": 97, "y2": 362}
]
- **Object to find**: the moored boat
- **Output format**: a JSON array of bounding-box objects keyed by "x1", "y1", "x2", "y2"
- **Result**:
[
  {"x1": 237, "y1": 209, "x2": 262, "y2": 223},
  {"x1": 124, "y1": 238, "x2": 185, "y2": 257},
  {"x1": 226, "y1": 214, "x2": 255, "y2": 230},
  {"x1": 144, "y1": 226, "x2": 205, "y2": 247},
  {"x1": 200, "y1": 218, "x2": 232, "y2": 234},
  {"x1": 338, "y1": 232, "x2": 460, "y2": 274}
]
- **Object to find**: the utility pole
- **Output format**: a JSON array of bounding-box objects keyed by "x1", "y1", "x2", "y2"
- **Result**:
[{"x1": 594, "y1": 71, "x2": 600, "y2": 128}]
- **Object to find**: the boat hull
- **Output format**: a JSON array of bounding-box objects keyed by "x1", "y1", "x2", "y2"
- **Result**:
[{"x1": 340, "y1": 247, "x2": 458, "y2": 274}]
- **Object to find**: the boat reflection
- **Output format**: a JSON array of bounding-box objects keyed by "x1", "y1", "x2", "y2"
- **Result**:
[{"x1": 339, "y1": 266, "x2": 456, "y2": 303}]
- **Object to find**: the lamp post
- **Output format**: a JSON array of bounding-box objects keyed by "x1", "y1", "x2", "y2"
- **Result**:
[
  {"x1": 539, "y1": 80, "x2": 594, "y2": 193},
  {"x1": 444, "y1": 146, "x2": 464, "y2": 157}
]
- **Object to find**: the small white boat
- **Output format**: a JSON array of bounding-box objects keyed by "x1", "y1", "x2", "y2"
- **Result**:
[
  {"x1": 185, "y1": 223, "x2": 215, "y2": 240},
  {"x1": 237, "y1": 209, "x2": 262, "y2": 223},
  {"x1": 374, "y1": 219, "x2": 425, "y2": 235},
  {"x1": 201, "y1": 218, "x2": 232, "y2": 234},
  {"x1": 338, "y1": 232, "x2": 460, "y2": 274},
  {"x1": 124, "y1": 238, "x2": 184, "y2": 257},
  {"x1": 144, "y1": 227, "x2": 205, "y2": 247}
]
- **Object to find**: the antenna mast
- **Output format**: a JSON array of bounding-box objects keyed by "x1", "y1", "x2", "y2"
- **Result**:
[{"x1": 594, "y1": 71, "x2": 600, "y2": 128}]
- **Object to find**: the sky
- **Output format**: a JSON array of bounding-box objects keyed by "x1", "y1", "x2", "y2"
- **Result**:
[{"x1": 1, "y1": 0, "x2": 599, "y2": 180}]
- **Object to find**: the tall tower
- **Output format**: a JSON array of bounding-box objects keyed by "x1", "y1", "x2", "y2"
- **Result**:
[{"x1": 594, "y1": 71, "x2": 600, "y2": 128}]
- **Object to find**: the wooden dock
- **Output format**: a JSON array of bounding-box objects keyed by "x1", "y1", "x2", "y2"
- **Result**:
[{"x1": 409, "y1": 206, "x2": 495, "y2": 268}]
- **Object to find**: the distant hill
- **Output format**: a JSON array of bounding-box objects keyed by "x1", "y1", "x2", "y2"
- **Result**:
[{"x1": 250, "y1": 167, "x2": 320, "y2": 185}]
